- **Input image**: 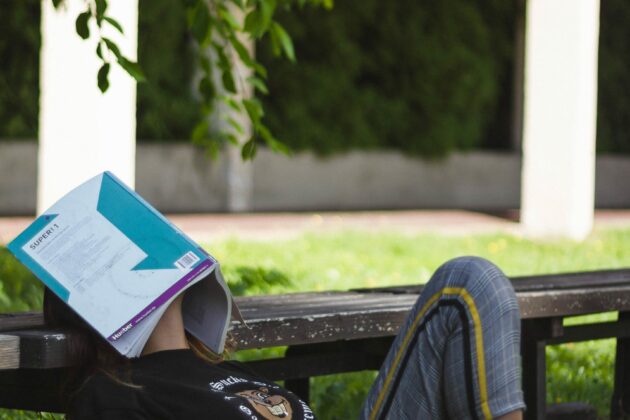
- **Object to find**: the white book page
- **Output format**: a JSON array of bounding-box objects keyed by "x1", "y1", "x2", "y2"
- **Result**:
[
  {"x1": 111, "y1": 266, "x2": 217, "y2": 357},
  {"x1": 182, "y1": 265, "x2": 232, "y2": 354}
]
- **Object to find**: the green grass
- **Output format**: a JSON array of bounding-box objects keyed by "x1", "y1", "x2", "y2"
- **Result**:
[
  {"x1": 214, "y1": 227, "x2": 630, "y2": 293},
  {"x1": 3, "y1": 226, "x2": 630, "y2": 418},
  {"x1": 213, "y1": 227, "x2": 630, "y2": 418}
]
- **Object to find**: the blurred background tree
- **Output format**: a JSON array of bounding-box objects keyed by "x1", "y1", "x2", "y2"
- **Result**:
[{"x1": 1, "y1": 0, "x2": 629, "y2": 157}]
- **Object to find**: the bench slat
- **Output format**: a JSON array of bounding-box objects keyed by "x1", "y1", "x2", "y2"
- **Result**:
[
  {"x1": 0, "y1": 335, "x2": 19, "y2": 369},
  {"x1": 2, "y1": 269, "x2": 630, "y2": 370},
  {"x1": 3, "y1": 285, "x2": 630, "y2": 370}
]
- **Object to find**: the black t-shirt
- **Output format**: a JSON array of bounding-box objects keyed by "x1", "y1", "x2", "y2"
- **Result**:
[{"x1": 69, "y1": 349, "x2": 316, "y2": 420}]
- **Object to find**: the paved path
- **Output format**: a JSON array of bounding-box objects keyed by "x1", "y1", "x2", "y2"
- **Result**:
[{"x1": 2, "y1": 210, "x2": 630, "y2": 244}]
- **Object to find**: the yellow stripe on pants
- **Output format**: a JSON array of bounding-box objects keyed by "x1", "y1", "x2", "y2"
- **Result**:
[{"x1": 369, "y1": 287, "x2": 491, "y2": 420}]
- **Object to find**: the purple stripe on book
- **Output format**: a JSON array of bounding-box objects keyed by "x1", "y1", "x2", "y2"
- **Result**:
[{"x1": 107, "y1": 259, "x2": 214, "y2": 342}]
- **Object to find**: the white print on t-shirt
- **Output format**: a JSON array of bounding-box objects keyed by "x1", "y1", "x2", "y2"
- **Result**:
[
  {"x1": 238, "y1": 405, "x2": 258, "y2": 420},
  {"x1": 209, "y1": 375, "x2": 248, "y2": 391},
  {"x1": 300, "y1": 400, "x2": 314, "y2": 420}
]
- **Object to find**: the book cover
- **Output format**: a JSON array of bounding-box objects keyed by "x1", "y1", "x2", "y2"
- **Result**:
[{"x1": 8, "y1": 171, "x2": 238, "y2": 356}]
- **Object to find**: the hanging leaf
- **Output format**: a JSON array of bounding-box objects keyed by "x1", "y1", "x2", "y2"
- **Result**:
[
  {"x1": 227, "y1": 117, "x2": 245, "y2": 135},
  {"x1": 52, "y1": 0, "x2": 65, "y2": 8},
  {"x1": 95, "y1": 0, "x2": 107, "y2": 24},
  {"x1": 244, "y1": 10, "x2": 263, "y2": 37},
  {"x1": 258, "y1": 0, "x2": 277, "y2": 35},
  {"x1": 258, "y1": 125, "x2": 290, "y2": 155},
  {"x1": 229, "y1": 35, "x2": 253, "y2": 67},
  {"x1": 103, "y1": 16, "x2": 124, "y2": 34},
  {"x1": 223, "y1": 96, "x2": 242, "y2": 113},
  {"x1": 118, "y1": 57, "x2": 146, "y2": 82},
  {"x1": 192, "y1": 120, "x2": 209, "y2": 142},
  {"x1": 244, "y1": 0, "x2": 276, "y2": 40},
  {"x1": 75, "y1": 11, "x2": 91, "y2": 40},
  {"x1": 242, "y1": 98, "x2": 264, "y2": 127},
  {"x1": 270, "y1": 22, "x2": 295, "y2": 61},
  {"x1": 241, "y1": 138, "x2": 258, "y2": 160},
  {"x1": 251, "y1": 61, "x2": 268, "y2": 79},
  {"x1": 102, "y1": 37, "x2": 121, "y2": 60},
  {"x1": 190, "y1": 3, "x2": 211, "y2": 44},
  {"x1": 97, "y1": 63, "x2": 110, "y2": 93},
  {"x1": 222, "y1": 69, "x2": 237, "y2": 94},
  {"x1": 96, "y1": 42, "x2": 104, "y2": 60},
  {"x1": 218, "y1": 5, "x2": 240, "y2": 30},
  {"x1": 225, "y1": 133, "x2": 240, "y2": 145},
  {"x1": 247, "y1": 76, "x2": 269, "y2": 94}
]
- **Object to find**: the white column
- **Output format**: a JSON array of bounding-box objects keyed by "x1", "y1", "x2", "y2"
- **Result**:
[
  {"x1": 521, "y1": 0, "x2": 600, "y2": 240},
  {"x1": 38, "y1": 0, "x2": 138, "y2": 213}
]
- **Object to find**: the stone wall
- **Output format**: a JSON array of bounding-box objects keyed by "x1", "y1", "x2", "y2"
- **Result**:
[{"x1": 1, "y1": 141, "x2": 628, "y2": 214}]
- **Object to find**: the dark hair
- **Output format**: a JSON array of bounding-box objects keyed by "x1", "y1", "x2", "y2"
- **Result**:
[
  {"x1": 43, "y1": 287, "x2": 237, "y2": 406},
  {"x1": 43, "y1": 287, "x2": 131, "y2": 409}
]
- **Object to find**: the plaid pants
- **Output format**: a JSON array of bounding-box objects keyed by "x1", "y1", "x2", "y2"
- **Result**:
[{"x1": 361, "y1": 256, "x2": 525, "y2": 420}]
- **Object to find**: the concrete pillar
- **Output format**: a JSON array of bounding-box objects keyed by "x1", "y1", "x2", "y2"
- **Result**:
[
  {"x1": 38, "y1": 0, "x2": 138, "y2": 213},
  {"x1": 520, "y1": 0, "x2": 600, "y2": 240}
]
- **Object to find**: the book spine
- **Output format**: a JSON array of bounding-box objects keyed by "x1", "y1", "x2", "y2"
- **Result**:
[{"x1": 107, "y1": 258, "x2": 215, "y2": 342}]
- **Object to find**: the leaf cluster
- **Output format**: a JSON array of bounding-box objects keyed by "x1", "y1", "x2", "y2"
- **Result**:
[
  {"x1": 56, "y1": 0, "x2": 332, "y2": 160},
  {"x1": 56, "y1": 0, "x2": 147, "y2": 92},
  {"x1": 185, "y1": 0, "x2": 330, "y2": 160}
]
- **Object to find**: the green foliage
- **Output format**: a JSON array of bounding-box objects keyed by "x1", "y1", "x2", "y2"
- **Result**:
[
  {"x1": 0, "y1": 410, "x2": 48, "y2": 419},
  {"x1": 547, "y1": 339, "x2": 615, "y2": 418},
  {"x1": 0, "y1": 0, "x2": 40, "y2": 139},
  {"x1": 59, "y1": 0, "x2": 330, "y2": 159},
  {"x1": 3, "y1": 0, "x2": 630, "y2": 157},
  {"x1": 310, "y1": 372, "x2": 376, "y2": 419},
  {"x1": 135, "y1": 0, "x2": 201, "y2": 140},
  {"x1": 259, "y1": 0, "x2": 516, "y2": 157},
  {"x1": 223, "y1": 265, "x2": 292, "y2": 296},
  {"x1": 0, "y1": 246, "x2": 42, "y2": 312},
  {"x1": 596, "y1": 0, "x2": 630, "y2": 154}
]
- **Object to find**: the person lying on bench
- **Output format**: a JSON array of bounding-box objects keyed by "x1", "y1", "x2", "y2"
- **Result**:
[{"x1": 45, "y1": 256, "x2": 525, "y2": 419}]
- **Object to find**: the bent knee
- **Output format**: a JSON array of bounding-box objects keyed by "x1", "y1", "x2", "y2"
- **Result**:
[{"x1": 433, "y1": 256, "x2": 515, "y2": 299}]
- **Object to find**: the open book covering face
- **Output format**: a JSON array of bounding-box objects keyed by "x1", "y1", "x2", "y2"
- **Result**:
[{"x1": 9, "y1": 171, "x2": 242, "y2": 357}]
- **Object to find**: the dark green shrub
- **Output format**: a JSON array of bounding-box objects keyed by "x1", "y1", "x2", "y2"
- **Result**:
[
  {"x1": 136, "y1": 0, "x2": 199, "y2": 141},
  {"x1": 2, "y1": 0, "x2": 630, "y2": 157},
  {"x1": 0, "y1": 0, "x2": 40, "y2": 139},
  {"x1": 597, "y1": 0, "x2": 630, "y2": 154},
  {"x1": 258, "y1": 0, "x2": 516, "y2": 157}
]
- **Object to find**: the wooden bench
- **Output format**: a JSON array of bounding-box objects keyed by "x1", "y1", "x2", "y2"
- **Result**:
[{"x1": 2, "y1": 268, "x2": 630, "y2": 419}]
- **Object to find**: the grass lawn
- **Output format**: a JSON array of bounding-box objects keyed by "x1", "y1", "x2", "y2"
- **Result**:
[
  {"x1": 212, "y1": 227, "x2": 630, "y2": 418},
  {"x1": 2, "y1": 226, "x2": 630, "y2": 418}
]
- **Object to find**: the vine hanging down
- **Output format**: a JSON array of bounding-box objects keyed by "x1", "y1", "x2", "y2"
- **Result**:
[{"x1": 53, "y1": 0, "x2": 333, "y2": 159}]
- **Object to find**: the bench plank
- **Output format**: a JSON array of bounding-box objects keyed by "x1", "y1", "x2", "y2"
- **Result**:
[
  {"x1": 0, "y1": 335, "x2": 18, "y2": 369},
  {"x1": 2, "y1": 269, "x2": 630, "y2": 371},
  {"x1": 2, "y1": 286, "x2": 630, "y2": 370}
]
